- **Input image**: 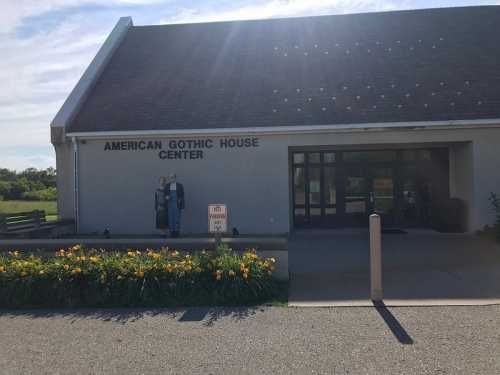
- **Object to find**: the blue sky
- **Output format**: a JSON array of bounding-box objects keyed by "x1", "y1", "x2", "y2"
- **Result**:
[{"x1": 1, "y1": 0, "x2": 498, "y2": 171}]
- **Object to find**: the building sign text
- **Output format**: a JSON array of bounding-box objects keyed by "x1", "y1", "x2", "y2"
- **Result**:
[{"x1": 103, "y1": 137, "x2": 260, "y2": 160}]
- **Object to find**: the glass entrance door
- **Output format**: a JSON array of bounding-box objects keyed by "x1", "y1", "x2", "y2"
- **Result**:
[
  {"x1": 344, "y1": 166, "x2": 369, "y2": 226},
  {"x1": 292, "y1": 152, "x2": 337, "y2": 226},
  {"x1": 343, "y1": 165, "x2": 396, "y2": 225},
  {"x1": 292, "y1": 148, "x2": 449, "y2": 228},
  {"x1": 369, "y1": 166, "x2": 395, "y2": 226}
]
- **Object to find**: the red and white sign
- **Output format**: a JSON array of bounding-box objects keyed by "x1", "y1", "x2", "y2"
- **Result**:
[
  {"x1": 208, "y1": 204, "x2": 228, "y2": 233},
  {"x1": 373, "y1": 178, "x2": 394, "y2": 191}
]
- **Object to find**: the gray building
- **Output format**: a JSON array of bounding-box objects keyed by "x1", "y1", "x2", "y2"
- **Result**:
[{"x1": 51, "y1": 7, "x2": 500, "y2": 236}]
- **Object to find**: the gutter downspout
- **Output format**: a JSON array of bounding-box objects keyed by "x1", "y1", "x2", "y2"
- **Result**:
[{"x1": 72, "y1": 136, "x2": 79, "y2": 233}]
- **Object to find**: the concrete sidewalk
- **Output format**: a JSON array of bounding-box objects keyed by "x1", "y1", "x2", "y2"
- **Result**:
[{"x1": 289, "y1": 229, "x2": 500, "y2": 306}]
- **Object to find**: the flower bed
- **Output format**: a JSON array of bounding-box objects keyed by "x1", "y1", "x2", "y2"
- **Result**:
[{"x1": 0, "y1": 245, "x2": 282, "y2": 308}]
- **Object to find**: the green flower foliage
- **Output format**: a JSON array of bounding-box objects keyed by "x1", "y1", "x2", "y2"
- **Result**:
[{"x1": 0, "y1": 245, "x2": 279, "y2": 308}]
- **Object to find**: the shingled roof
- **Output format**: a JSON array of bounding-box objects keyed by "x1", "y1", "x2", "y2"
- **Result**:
[{"x1": 68, "y1": 6, "x2": 500, "y2": 133}]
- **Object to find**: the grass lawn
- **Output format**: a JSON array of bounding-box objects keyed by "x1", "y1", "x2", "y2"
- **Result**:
[
  {"x1": 268, "y1": 281, "x2": 289, "y2": 307},
  {"x1": 0, "y1": 200, "x2": 57, "y2": 221}
]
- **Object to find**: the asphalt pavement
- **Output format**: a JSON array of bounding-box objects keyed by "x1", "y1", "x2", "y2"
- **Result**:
[{"x1": 0, "y1": 305, "x2": 499, "y2": 374}]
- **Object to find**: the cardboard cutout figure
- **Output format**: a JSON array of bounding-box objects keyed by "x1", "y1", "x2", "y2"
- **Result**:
[
  {"x1": 155, "y1": 176, "x2": 168, "y2": 236},
  {"x1": 165, "y1": 173, "x2": 185, "y2": 237}
]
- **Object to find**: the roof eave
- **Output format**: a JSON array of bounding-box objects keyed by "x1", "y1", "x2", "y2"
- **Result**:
[
  {"x1": 50, "y1": 17, "x2": 133, "y2": 144},
  {"x1": 65, "y1": 118, "x2": 500, "y2": 139}
]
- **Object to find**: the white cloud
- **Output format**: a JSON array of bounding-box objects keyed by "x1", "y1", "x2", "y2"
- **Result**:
[
  {"x1": 0, "y1": 0, "x2": 164, "y2": 33},
  {"x1": 0, "y1": 14, "x2": 107, "y2": 154},
  {"x1": 0, "y1": 1, "x2": 172, "y2": 171},
  {"x1": 163, "y1": 0, "x2": 402, "y2": 24}
]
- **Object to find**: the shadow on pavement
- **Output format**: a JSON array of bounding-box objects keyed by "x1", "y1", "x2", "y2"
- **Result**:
[
  {"x1": 373, "y1": 300, "x2": 413, "y2": 345},
  {"x1": 0, "y1": 306, "x2": 263, "y2": 325},
  {"x1": 179, "y1": 306, "x2": 263, "y2": 326}
]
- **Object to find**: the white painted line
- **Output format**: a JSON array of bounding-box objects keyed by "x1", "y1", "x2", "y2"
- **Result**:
[{"x1": 289, "y1": 299, "x2": 500, "y2": 307}]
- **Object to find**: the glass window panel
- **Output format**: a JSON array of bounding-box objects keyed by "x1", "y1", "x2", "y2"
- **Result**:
[
  {"x1": 293, "y1": 167, "x2": 305, "y2": 205},
  {"x1": 402, "y1": 165, "x2": 417, "y2": 180},
  {"x1": 371, "y1": 167, "x2": 394, "y2": 214},
  {"x1": 346, "y1": 200, "x2": 366, "y2": 214},
  {"x1": 346, "y1": 176, "x2": 366, "y2": 195},
  {"x1": 343, "y1": 151, "x2": 396, "y2": 162},
  {"x1": 309, "y1": 167, "x2": 321, "y2": 205},
  {"x1": 310, "y1": 208, "x2": 321, "y2": 216},
  {"x1": 294, "y1": 208, "x2": 306, "y2": 216},
  {"x1": 293, "y1": 153, "x2": 304, "y2": 164},
  {"x1": 324, "y1": 166, "x2": 336, "y2": 205},
  {"x1": 345, "y1": 175, "x2": 367, "y2": 213},
  {"x1": 401, "y1": 167, "x2": 418, "y2": 223},
  {"x1": 324, "y1": 152, "x2": 336, "y2": 163},
  {"x1": 308, "y1": 153, "x2": 321, "y2": 163},
  {"x1": 371, "y1": 167, "x2": 393, "y2": 178},
  {"x1": 402, "y1": 150, "x2": 417, "y2": 161},
  {"x1": 418, "y1": 150, "x2": 432, "y2": 161},
  {"x1": 343, "y1": 151, "x2": 362, "y2": 162},
  {"x1": 325, "y1": 207, "x2": 337, "y2": 215}
]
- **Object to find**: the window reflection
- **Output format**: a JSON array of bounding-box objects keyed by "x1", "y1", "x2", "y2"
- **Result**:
[
  {"x1": 310, "y1": 208, "x2": 321, "y2": 216},
  {"x1": 402, "y1": 150, "x2": 417, "y2": 161},
  {"x1": 309, "y1": 167, "x2": 321, "y2": 204},
  {"x1": 418, "y1": 150, "x2": 432, "y2": 161},
  {"x1": 293, "y1": 153, "x2": 304, "y2": 164},
  {"x1": 346, "y1": 174, "x2": 367, "y2": 213},
  {"x1": 371, "y1": 167, "x2": 394, "y2": 214},
  {"x1": 344, "y1": 151, "x2": 396, "y2": 162},
  {"x1": 292, "y1": 148, "x2": 448, "y2": 228},
  {"x1": 324, "y1": 167, "x2": 336, "y2": 205},
  {"x1": 293, "y1": 167, "x2": 305, "y2": 205},
  {"x1": 325, "y1": 207, "x2": 336, "y2": 215},
  {"x1": 324, "y1": 152, "x2": 335, "y2": 163},
  {"x1": 309, "y1": 153, "x2": 321, "y2": 163}
]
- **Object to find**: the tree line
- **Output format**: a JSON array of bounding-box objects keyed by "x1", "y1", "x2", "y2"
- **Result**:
[{"x1": 0, "y1": 167, "x2": 56, "y2": 201}]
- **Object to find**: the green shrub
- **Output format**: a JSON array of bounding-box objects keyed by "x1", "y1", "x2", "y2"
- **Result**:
[
  {"x1": 0, "y1": 181, "x2": 10, "y2": 200},
  {"x1": 0, "y1": 245, "x2": 280, "y2": 308},
  {"x1": 21, "y1": 187, "x2": 57, "y2": 201},
  {"x1": 489, "y1": 193, "x2": 500, "y2": 240}
]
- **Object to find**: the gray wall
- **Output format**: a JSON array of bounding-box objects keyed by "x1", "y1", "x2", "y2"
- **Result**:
[
  {"x1": 77, "y1": 136, "x2": 289, "y2": 235},
  {"x1": 471, "y1": 133, "x2": 500, "y2": 229},
  {"x1": 55, "y1": 126, "x2": 500, "y2": 235},
  {"x1": 54, "y1": 142, "x2": 75, "y2": 220}
]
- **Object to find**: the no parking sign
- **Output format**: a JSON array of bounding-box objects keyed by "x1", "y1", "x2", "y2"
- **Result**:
[{"x1": 208, "y1": 204, "x2": 227, "y2": 233}]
